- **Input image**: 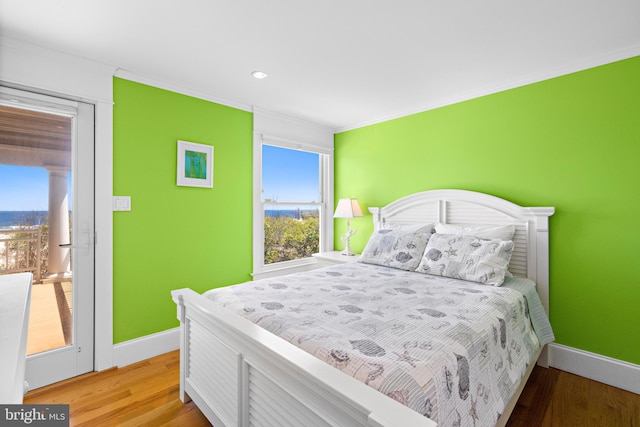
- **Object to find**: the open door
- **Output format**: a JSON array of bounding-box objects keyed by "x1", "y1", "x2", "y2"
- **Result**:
[{"x1": 0, "y1": 86, "x2": 95, "y2": 390}]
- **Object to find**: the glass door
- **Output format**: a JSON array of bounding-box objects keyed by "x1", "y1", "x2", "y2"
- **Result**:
[{"x1": 0, "y1": 86, "x2": 94, "y2": 389}]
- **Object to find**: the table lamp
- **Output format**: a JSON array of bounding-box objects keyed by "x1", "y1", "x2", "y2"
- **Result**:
[{"x1": 333, "y1": 198, "x2": 363, "y2": 256}]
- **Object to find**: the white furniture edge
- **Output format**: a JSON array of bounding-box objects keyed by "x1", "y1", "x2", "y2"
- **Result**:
[
  {"x1": 0, "y1": 272, "x2": 33, "y2": 403},
  {"x1": 172, "y1": 189, "x2": 554, "y2": 426}
]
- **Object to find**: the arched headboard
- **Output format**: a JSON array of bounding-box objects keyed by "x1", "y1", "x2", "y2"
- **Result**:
[{"x1": 369, "y1": 189, "x2": 554, "y2": 314}]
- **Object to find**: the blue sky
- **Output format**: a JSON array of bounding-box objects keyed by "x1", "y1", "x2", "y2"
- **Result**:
[
  {"x1": 1, "y1": 146, "x2": 318, "y2": 211},
  {"x1": 262, "y1": 145, "x2": 319, "y2": 204},
  {"x1": 0, "y1": 165, "x2": 71, "y2": 211}
]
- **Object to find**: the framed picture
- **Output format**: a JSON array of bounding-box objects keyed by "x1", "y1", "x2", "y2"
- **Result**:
[{"x1": 177, "y1": 140, "x2": 214, "y2": 188}]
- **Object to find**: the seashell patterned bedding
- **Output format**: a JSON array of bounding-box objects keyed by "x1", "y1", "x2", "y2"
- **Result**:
[{"x1": 204, "y1": 262, "x2": 553, "y2": 426}]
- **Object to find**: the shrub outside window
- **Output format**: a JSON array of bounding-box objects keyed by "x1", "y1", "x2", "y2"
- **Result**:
[{"x1": 262, "y1": 145, "x2": 323, "y2": 264}]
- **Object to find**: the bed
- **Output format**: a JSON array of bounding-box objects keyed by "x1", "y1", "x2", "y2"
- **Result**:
[{"x1": 172, "y1": 189, "x2": 555, "y2": 427}]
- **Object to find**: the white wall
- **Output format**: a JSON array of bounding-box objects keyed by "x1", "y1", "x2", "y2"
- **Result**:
[{"x1": 0, "y1": 36, "x2": 116, "y2": 371}]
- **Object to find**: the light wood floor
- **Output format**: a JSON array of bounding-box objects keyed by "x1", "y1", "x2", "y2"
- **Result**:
[
  {"x1": 27, "y1": 281, "x2": 72, "y2": 355},
  {"x1": 24, "y1": 350, "x2": 639, "y2": 427},
  {"x1": 24, "y1": 350, "x2": 210, "y2": 427}
]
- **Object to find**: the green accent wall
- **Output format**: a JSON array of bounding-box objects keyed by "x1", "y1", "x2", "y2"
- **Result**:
[
  {"x1": 334, "y1": 56, "x2": 640, "y2": 365},
  {"x1": 113, "y1": 78, "x2": 253, "y2": 343}
]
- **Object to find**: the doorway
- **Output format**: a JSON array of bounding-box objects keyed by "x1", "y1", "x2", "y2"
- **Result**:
[{"x1": 0, "y1": 86, "x2": 95, "y2": 390}]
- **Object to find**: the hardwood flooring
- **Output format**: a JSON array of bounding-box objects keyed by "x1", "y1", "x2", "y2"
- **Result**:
[
  {"x1": 24, "y1": 350, "x2": 639, "y2": 427},
  {"x1": 27, "y1": 281, "x2": 72, "y2": 355},
  {"x1": 508, "y1": 365, "x2": 640, "y2": 427},
  {"x1": 27, "y1": 283, "x2": 66, "y2": 354},
  {"x1": 24, "y1": 350, "x2": 211, "y2": 427}
]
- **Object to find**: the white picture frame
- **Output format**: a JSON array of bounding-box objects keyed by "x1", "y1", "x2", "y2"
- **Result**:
[{"x1": 177, "y1": 140, "x2": 213, "y2": 188}]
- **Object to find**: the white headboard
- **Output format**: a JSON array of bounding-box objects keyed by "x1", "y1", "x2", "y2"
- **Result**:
[{"x1": 369, "y1": 189, "x2": 554, "y2": 313}]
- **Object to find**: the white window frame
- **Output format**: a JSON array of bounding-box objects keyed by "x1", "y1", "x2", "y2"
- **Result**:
[{"x1": 253, "y1": 134, "x2": 333, "y2": 279}]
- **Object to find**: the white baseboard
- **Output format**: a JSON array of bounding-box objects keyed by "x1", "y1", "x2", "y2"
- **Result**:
[
  {"x1": 549, "y1": 343, "x2": 640, "y2": 395},
  {"x1": 113, "y1": 327, "x2": 179, "y2": 368}
]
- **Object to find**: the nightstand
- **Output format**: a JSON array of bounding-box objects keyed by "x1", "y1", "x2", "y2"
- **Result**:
[{"x1": 312, "y1": 251, "x2": 360, "y2": 267}]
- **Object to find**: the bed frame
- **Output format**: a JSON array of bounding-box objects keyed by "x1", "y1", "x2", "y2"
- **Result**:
[{"x1": 172, "y1": 189, "x2": 554, "y2": 427}]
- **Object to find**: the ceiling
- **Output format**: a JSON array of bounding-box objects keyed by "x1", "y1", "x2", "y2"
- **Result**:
[{"x1": 1, "y1": 0, "x2": 639, "y2": 131}]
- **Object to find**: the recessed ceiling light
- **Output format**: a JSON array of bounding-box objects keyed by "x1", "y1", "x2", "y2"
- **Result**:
[{"x1": 251, "y1": 71, "x2": 268, "y2": 79}]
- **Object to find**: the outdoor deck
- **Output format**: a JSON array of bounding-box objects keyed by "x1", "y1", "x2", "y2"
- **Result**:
[
  {"x1": 27, "y1": 279, "x2": 72, "y2": 355},
  {"x1": 1, "y1": 228, "x2": 73, "y2": 355}
]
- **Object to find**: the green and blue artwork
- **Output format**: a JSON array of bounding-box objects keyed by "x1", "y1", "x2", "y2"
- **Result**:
[{"x1": 184, "y1": 150, "x2": 207, "y2": 179}]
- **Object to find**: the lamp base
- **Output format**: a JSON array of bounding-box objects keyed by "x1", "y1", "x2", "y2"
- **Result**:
[{"x1": 340, "y1": 224, "x2": 357, "y2": 256}]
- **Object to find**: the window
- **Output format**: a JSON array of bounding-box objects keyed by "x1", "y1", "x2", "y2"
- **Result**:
[
  {"x1": 261, "y1": 144, "x2": 328, "y2": 266},
  {"x1": 252, "y1": 109, "x2": 334, "y2": 276}
]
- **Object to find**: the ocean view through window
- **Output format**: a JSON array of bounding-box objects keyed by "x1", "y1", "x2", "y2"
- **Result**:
[
  {"x1": 0, "y1": 211, "x2": 48, "y2": 227},
  {"x1": 0, "y1": 165, "x2": 71, "y2": 280},
  {"x1": 262, "y1": 145, "x2": 322, "y2": 264}
]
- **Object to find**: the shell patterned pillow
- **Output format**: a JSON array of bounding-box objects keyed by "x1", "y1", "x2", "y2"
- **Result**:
[
  {"x1": 415, "y1": 233, "x2": 514, "y2": 286},
  {"x1": 358, "y1": 229, "x2": 432, "y2": 271}
]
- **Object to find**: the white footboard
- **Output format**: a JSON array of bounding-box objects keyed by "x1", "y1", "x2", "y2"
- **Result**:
[{"x1": 172, "y1": 288, "x2": 437, "y2": 427}]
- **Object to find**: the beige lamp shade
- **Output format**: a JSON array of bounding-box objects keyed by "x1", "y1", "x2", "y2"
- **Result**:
[{"x1": 333, "y1": 198, "x2": 363, "y2": 218}]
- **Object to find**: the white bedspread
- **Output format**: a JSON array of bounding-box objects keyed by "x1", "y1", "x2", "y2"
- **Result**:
[{"x1": 204, "y1": 263, "x2": 554, "y2": 426}]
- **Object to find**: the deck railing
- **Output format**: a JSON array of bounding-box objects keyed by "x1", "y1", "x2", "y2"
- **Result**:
[{"x1": 0, "y1": 228, "x2": 42, "y2": 281}]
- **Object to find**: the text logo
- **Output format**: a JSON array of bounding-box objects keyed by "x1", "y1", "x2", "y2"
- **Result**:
[{"x1": 0, "y1": 405, "x2": 69, "y2": 426}]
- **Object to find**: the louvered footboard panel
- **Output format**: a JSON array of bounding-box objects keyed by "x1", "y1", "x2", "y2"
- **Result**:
[
  {"x1": 248, "y1": 365, "x2": 332, "y2": 427},
  {"x1": 187, "y1": 320, "x2": 240, "y2": 427},
  {"x1": 185, "y1": 313, "x2": 372, "y2": 427}
]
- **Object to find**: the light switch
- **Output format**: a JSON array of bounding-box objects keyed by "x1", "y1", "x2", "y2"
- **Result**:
[{"x1": 113, "y1": 196, "x2": 131, "y2": 211}]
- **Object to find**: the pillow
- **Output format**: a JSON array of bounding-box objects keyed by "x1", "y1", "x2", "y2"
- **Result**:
[
  {"x1": 383, "y1": 222, "x2": 434, "y2": 234},
  {"x1": 415, "y1": 233, "x2": 514, "y2": 286},
  {"x1": 434, "y1": 223, "x2": 516, "y2": 241},
  {"x1": 358, "y1": 229, "x2": 432, "y2": 271}
]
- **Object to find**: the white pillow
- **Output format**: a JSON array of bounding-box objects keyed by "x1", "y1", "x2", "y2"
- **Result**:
[
  {"x1": 434, "y1": 223, "x2": 515, "y2": 241},
  {"x1": 415, "y1": 233, "x2": 514, "y2": 286},
  {"x1": 358, "y1": 229, "x2": 432, "y2": 271},
  {"x1": 383, "y1": 222, "x2": 434, "y2": 234}
]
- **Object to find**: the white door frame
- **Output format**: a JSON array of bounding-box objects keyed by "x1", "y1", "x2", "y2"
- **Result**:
[
  {"x1": 0, "y1": 36, "x2": 115, "y2": 374},
  {"x1": 0, "y1": 86, "x2": 95, "y2": 389}
]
